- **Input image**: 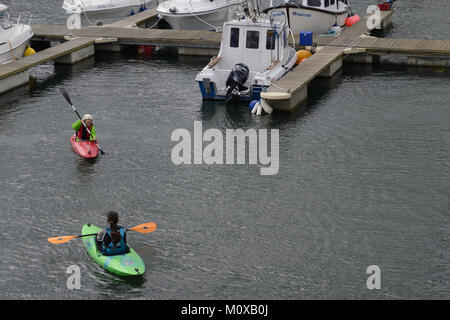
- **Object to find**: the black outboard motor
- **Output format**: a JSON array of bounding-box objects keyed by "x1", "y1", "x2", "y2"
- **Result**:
[{"x1": 225, "y1": 63, "x2": 250, "y2": 103}]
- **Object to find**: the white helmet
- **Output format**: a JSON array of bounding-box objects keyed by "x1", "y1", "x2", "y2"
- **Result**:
[{"x1": 82, "y1": 114, "x2": 93, "y2": 120}]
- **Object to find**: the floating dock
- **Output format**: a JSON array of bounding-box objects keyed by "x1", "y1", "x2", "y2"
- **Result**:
[
  {"x1": 1, "y1": 8, "x2": 449, "y2": 98},
  {"x1": 0, "y1": 37, "x2": 95, "y2": 94},
  {"x1": 263, "y1": 46, "x2": 346, "y2": 112},
  {"x1": 264, "y1": 9, "x2": 450, "y2": 111},
  {"x1": 312, "y1": 10, "x2": 450, "y2": 66},
  {"x1": 31, "y1": 24, "x2": 222, "y2": 55},
  {"x1": 0, "y1": 9, "x2": 160, "y2": 94}
]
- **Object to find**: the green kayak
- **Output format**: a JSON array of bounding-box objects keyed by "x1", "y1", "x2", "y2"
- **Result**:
[{"x1": 81, "y1": 224, "x2": 145, "y2": 276}]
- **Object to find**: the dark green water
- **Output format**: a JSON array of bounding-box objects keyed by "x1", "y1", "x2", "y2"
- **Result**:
[{"x1": 0, "y1": 1, "x2": 448, "y2": 299}]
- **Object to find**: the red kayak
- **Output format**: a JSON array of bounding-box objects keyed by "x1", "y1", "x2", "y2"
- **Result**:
[{"x1": 70, "y1": 135, "x2": 99, "y2": 159}]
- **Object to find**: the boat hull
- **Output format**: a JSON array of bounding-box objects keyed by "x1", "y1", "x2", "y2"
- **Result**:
[
  {"x1": 269, "y1": 6, "x2": 348, "y2": 35},
  {"x1": 82, "y1": 224, "x2": 145, "y2": 276},
  {"x1": 80, "y1": 5, "x2": 148, "y2": 25},
  {"x1": 0, "y1": 39, "x2": 29, "y2": 64},
  {"x1": 0, "y1": 25, "x2": 33, "y2": 65},
  {"x1": 160, "y1": 4, "x2": 241, "y2": 31},
  {"x1": 70, "y1": 135, "x2": 99, "y2": 159},
  {"x1": 63, "y1": 1, "x2": 155, "y2": 26},
  {"x1": 198, "y1": 80, "x2": 264, "y2": 101}
]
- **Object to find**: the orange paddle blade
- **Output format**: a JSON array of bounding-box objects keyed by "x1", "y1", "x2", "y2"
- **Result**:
[
  {"x1": 129, "y1": 222, "x2": 157, "y2": 234},
  {"x1": 48, "y1": 235, "x2": 77, "y2": 244}
]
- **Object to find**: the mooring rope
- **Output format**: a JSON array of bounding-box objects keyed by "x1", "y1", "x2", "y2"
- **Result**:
[
  {"x1": 187, "y1": 0, "x2": 223, "y2": 32},
  {"x1": 7, "y1": 40, "x2": 18, "y2": 61}
]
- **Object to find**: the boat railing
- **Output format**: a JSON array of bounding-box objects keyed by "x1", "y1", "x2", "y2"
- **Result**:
[
  {"x1": 287, "y1": 26, "x2": 295, "y2": 48},
  {"x1": 16, "y1": 12, "x2": 33, "y2": 30}
]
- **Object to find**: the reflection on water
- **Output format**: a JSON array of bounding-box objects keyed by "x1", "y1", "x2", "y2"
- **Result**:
[
  {"x1": 75, "y1": 156, "x2": 98, "y2": 175},
  {"x1": 135, "y1": 245, "x2": 158, "y2": 256},
  {"x1": 88, "y1": 266, "x2": 147, "y2": 298}
]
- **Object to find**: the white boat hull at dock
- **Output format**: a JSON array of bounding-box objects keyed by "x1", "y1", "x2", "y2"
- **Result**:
[
  {"x1": 62, "y1": 0, "x2": 156, "y2": 26},
  {"x1": 265, "y1": 0, "x2": 351, "y2": 35},
  {"x1": 195, "y1": 17, "x2": 298, "y2": 101},
  {"x1": 0, "y1": 4, "x2": 34, "y2": 65},
  {"x1": 269, "y1": 6, "x2": 348, "y2": 35},
  {"x1": 157, "y1": 0, "x2": 242, "y2": 31},
  {"x1": 0, "y1": 38, "x2": 30, "y2": 65}
]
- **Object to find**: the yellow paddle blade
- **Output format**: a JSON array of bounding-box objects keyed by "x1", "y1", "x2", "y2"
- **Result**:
[
  {"x1": 48, "y1": 235, "x2": 77, "y2": 244},
  {"x1": 129, "y1": 222, "x2": 157, "y2": 234}
]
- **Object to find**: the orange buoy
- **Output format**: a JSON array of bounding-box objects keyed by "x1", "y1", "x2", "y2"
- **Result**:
[
  {"x1": 295, "y1": 50, "x2": 312, "y2": 65},
  {"x1": 345, "y1": 14, "x2": 360, "y2": 27}
]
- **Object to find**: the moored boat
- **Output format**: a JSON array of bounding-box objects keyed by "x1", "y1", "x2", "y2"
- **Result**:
[
  {"x1": 195, "y1": 3, "x2": 298, "y2": 102},
  {"x1": 264, "y1": 0, "x2": 353, "y2": 35},
  {"x1": 157, "y1": 0, "x2": 243, "y2": 31},
  {"x1": 62, "y1": 0, "x2": 156, "y2": 26},
  {"x1": 0, "y1": 4, "x2": 34, "y2": 65}
]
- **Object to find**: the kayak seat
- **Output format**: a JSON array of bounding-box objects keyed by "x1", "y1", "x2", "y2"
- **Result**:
[
  {"x1": 95, "y1": 240, "x2": 130, "y2": 256},
  {"x1": 102, "y1": 246, "x2": 131, "y2": 256},
  {"x1": 72, "y1": 133, "x2": 92, "y2": 142}
]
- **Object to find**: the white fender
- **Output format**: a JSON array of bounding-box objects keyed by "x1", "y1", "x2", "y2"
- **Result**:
[
  {"x1": 260, "y1": 91, "x2": 291, "y2": 100},
  {"x1": 251, "y1": 102, "x2": 260, "y2": 114},
  {"x1": 256, "y1": 103, "x2": 262, "y2": 116},
  {"x1": 260, "y1": 99, "x2": 273, "y2": 114}
]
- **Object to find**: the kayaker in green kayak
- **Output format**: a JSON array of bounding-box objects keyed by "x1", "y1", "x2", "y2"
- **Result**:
[
  {"x1": 72, "y1": 114, "x2": 97, "y2": 142},
  {"x1": 96, "y1": 211, "x2": 129, "y2": 256}
]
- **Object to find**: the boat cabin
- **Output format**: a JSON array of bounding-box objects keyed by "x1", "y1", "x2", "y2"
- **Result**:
[
  {"x1": 216, "y1": 19, "x2": 289, "y2": 74},
  {"x1": 0, "y1": 4, "x2": 12, "y2": 30}
]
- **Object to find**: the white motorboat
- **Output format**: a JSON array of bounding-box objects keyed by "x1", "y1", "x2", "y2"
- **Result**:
[
  {"x1": 157, "y1": 0, "x2": 243, "y2": 31},
  {"x1": 264, "y1": 0, "x2": 352, "y2": 35},
  {"x1": 62, "y1": 0, "x2": 156, "y2": 26},
  {"x1": 0, "y1": 4, "x2": 34, "y2": 65},
  {"x1": 195, "y1": 4, "x2": 298, "y2": 102}
]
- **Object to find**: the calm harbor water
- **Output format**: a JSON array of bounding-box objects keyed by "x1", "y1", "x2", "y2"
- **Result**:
[{"x1": 0, "y1": 1, "x2": 449, "y2": 299}]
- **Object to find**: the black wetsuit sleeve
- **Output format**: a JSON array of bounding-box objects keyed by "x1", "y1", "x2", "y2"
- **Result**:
[{"x1": 103, "y1": 233, "x2": 112, "y2": 247}]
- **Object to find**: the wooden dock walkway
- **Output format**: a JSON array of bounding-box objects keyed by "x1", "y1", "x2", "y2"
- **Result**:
[
  {"x1": 0, "y1": 38, "x2": 94, "y2": 77},
  {"x1": 0, "y1": 9, "x2": 160, "y2": 94},
  {"x1": 343, "y1": 37, "x2": 450, "y2": 56},
  {"x1": 1, "y1": 7, "x2": 449, "y2": 98},
  {"x1": 31, "y1": 23, "x2": 450, "y2": 58},
  {"x1": 31, "y1": 24, "x2": 222, "y2": 49},
  {"x1": 30, "y1": 9, "x2": 449, "y2": 57},
  {"x1": 264, "y1": 46, "x2": 346, "y2": 111},
  {"x1": 263, "y1": 9, "x2": 450, "y2": 111},
  {"x1": 0, "y1": 37, "x2": 94, "y2": 93},
  {"x1": 313, "y1": 9, "x2": 395, "y2": 47}
]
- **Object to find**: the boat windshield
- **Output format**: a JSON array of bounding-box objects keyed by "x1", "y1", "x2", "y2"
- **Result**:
[
  {"x1": 0, "y1": 12, "x2": 13, "y2": 30},
  {"x1": 270, "y1": 0, "x2": 302, "y2": 7}
]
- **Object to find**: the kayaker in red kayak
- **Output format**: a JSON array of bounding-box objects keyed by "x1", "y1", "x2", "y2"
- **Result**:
[
  {"x1": 96, "y1": 211, "x2": 129, "y2": 256},
  {"x1": 72, "y1": 114, "x2": 97, "y2": 142}
]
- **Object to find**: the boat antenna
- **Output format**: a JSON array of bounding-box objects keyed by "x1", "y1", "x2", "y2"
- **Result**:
[
  {"x1": 243, "y1": 0, "x2": 250, "y2": 18},
  {"x1": 248, "y1": 0, "x2": 259, "y2": 17},
  {"x1": 255, "y1": 0, "x2": 261, "y2": 16},
  {"x1": 250, "y1": 0, "x2": 254, "y2": 13}
]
